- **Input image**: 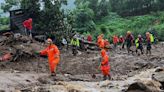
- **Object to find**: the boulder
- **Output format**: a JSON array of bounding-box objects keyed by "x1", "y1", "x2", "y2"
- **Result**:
[
  {"x1": 152, "y1": 72, "x2": 164, "y2": 89},
  {"x1": 126, "y1": 80, "x2": 162, "y2": 92},
  {"x1": 155, "y1": 67, "x2": 164, "y2": 72}
]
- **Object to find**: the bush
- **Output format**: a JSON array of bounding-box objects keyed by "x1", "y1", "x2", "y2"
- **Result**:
[{"x1": 94, "y1": 11, "x2": 164, "y2": 41}]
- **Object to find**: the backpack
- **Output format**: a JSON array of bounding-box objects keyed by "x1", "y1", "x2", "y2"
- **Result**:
[
  {"x1": 135, "y1": 38, "x2": 139, "y2": 48},
  {"x1": 150, "y1": 34, "x2": 154, "y2": 43}
]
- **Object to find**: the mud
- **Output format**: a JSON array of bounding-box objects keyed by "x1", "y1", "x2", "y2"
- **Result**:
[{"x1": 0, "y1": 35, "x2": 164, "y2": 91}]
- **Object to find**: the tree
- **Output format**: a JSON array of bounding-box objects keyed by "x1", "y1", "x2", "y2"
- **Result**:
[
  {"x1": 97, "y1": 0, "x2": 110, "y2": 18},
  {"x1": 73, "y1": 1, "x2": 96, "y2": 34},
  {"x1": 1, "y1": 0, "x2": 21, "y2": 12}
]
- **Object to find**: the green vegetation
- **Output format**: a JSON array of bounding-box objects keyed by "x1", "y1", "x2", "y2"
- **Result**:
[
  {"x1": 96, "y1": 12, "x2": 164, "y2": 41},
  {"x1": 0, "y1": 17, "x2": 10, "y2": 30},
  {"x1": 1, "y1": 0, "x2": 164, "y2": 41},
  {"x1": 72, "y1": 0, "x2": 164, "y2": 41}
]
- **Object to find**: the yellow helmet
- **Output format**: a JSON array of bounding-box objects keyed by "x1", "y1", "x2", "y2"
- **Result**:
[{"x1": 127, "y1": 31, "x2": 131, "y2": 34}]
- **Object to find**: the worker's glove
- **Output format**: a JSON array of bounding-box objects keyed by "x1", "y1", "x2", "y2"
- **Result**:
[{"x1": 34, "y1": 52, "x2": 40, "y2": 56}]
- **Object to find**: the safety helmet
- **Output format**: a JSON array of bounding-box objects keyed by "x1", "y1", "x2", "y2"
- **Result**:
[
  {"x1": 127, "y1": 31, "x2": 131, "y2": 34},
  {"x1": 138, "y1": 35, "x2": 141, "y2": 38},
  {"x1": 47, "y1": 38, "x2": 52, "y2": 43}
]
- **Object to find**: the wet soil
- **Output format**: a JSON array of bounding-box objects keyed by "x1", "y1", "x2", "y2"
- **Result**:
[{"x1": 0, "y1": 35, "x2": 164, "y2": 91}]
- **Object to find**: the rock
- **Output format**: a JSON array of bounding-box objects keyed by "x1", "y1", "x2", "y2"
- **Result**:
[
  {"x1": 126, "y1": 80, "x2": 162, "y2": 92},
  {"x1": 37, "y1": 77, "x2": 54, "y2": 84},
  {"x1": 155, "y1": 67, "x2": 164, "y2": 72},
  {"x1": 12, "y1": 70, "x2": 21, "y2": 73},
  {"x1": 34, "y1": 35, "x2": 46, "y2": 42},
  {"x1": 64, "y1": 74, "x2": 70, "y2": 77},
  {"x1": 14, "y1": 33, "x2": 21, "y2": 39},
  {"x1": 0, "y1": 90, "x2": 5, "y2": 92},
  {"x1": 63, "y1": 82, "x2": 86, "y2": 92},
  {"x1": 152, "y1": 72, "x2": 164, "y2": 88},
  {"x1": 152, "y1": 72, "x2": 164, "y2": 82},
  {"x1": 99, "y1": 80, "x2": 111, "y2": 88}
]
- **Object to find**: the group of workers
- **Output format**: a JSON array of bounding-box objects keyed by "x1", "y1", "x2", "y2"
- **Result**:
[
  {"x1": 24, "y1": 15, "x2": 154, "y2": 80},
  {"x1": 96, "y1": 31, "x2": 155, "y2": 80},
  {"x1": 112, "y1": 31, "x2": 154, "y2": 55},
  {"x1": 33, "y1": 31, "x2": 155, "y2": 81},
  {"x1": 35, "y1": 31, "x2": 154, "y2": 80}
]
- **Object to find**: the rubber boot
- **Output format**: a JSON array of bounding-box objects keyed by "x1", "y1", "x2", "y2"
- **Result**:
[
  {"x1": 103, "y1": 75, "x2": 107, "y2": 80},
  {"x1": 51, "y1": 72, "x2": 56, "y2": 76},
  {"x1": 108, "y1": 75, "x2": 111, "y2": 80}
]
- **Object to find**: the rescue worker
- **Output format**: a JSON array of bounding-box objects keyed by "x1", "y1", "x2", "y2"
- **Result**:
[
  {"x1": 79, "y1": 36, "x2": 86, "y2": 51},
  {"x1": 135, "y1": 35, "x2": 144, "y2": 55},
  {"x1": 62, "y1": 37, "x2": 68, "y2": 50},
  {"x1": 23, "y1": 18, "x2": 32, "y2": 38},
  {"x1": 37, "y1": 38, "x2": 60, "y2": 76},
  {"x1": 100, "y1": 49, "x2": 111, "y2": 80},
  {"x1": 71, "y1": 36, "x2": 80, "y2": 56},
  {"x1": 113, "y1": 35, "x2": 119, "y2": 49},
  {"x1": 125, "y1": 31, "x2": 134, "y2": 53},
  {"x1": 146, "y1": 32, "x2": 152, "y2": 55},
  {"x1": 119, "y1": 35, "x2": 125, "y2": 49},
  {"x1": 104, "y1": 39, "x2": 110, "y2": 55},
  {"x1": 87, "y1": 35, "x2": 92, "y2": 42},
  {"x1": 104, "y1": 39, "x2": 110, "y2": 49},
  {"x1": 97, "y1": 34, "x2": 105, "y2": 49}
]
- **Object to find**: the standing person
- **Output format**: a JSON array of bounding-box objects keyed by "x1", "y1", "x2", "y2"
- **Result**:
[
  {"x1": 119, "y1": 35, "x2": 125, "y2": 49},
  {"x1": 104, "y1": 39, "x2": 110, "y2": 55},
  {"x1": 71, "y1": 36, "x2": 80, "y2": 56},
  {"x1": 100, "y1": 49, "x2": 111, "y2": 80},
  {"x1": 125, "y1": 31, "x2": 134, "y2": 53},
  {"x1": 97, "y1": 34, "x2": 105, "y2": 49},
  {"x1": 135, "y1": 35, "x2": 144, "y2": 55},
  {"x1": 104, "y1": 39, "x2": 110, "y2": 49},
  {"x1": 146, "y1": 32, "x2": 152, "y2": 55},
  {"x1": 79, "y1": 36, "x2": 86, "y2": 51},
  {"x1": 62, "y1": 37, "x2": 68, "y2": 50},
  {"x1": 23, "y1": 18, "x2": 33, "y2": 38},
  {"x1": 37, "y1": 38, "x2": 60, "y2": 76},
  {"x1": 87, "y1": 34, "x2": 92, "y2": 42},
  {"x1": 113, "y1": 35, "x2": 119, "y2": 49}
]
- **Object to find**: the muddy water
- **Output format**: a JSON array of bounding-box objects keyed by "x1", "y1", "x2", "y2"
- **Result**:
[
  {"x1": 0, "y1": 44, "x2": 163, "y2": 91},
  {"x1": 2, "y1": 68, "x2": 153, "y2": 92}
]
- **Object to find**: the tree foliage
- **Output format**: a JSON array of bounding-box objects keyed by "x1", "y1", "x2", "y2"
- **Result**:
[{"x1": 1, "y1": 0, "x2": 21, "y2": 12}]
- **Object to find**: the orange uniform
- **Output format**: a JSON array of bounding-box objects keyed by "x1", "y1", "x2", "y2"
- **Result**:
[
  {"x1": 104, "y1": 39, "x2": 110, "y2": 48},
  {"x1": 101, "y1": 49, "x2": 110, "y2": 76},
  {"x1": 40, "y1": 44, "x2": 60, "y2": 73},
  {"x1": 97, "y1": 36, "x2": 105, "y2": 49}
]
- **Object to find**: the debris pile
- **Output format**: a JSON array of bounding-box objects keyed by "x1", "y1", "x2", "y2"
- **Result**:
[{"x1": 0, "y1": 32, "x2": 45, "y2": 62}]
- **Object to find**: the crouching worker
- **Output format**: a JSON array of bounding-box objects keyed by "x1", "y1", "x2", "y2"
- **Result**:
[
  {"x1": 35, "y1": 38, "x2": 60, "y2": 76},
  {"x1": 100, "y1": 49, "x2": 111, "y2": 80}
]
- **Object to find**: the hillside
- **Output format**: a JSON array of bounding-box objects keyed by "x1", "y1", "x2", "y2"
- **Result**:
[{"x1": 92, "y1": 12, "x2": 164, "y2": 41}]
